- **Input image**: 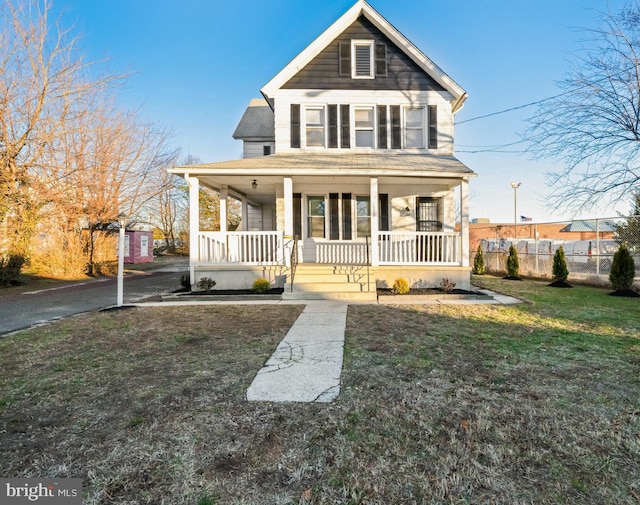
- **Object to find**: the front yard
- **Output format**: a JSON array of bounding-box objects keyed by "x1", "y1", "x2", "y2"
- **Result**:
[{"x1": 1, "y1": 277, "x2": 639, "y2": 504}]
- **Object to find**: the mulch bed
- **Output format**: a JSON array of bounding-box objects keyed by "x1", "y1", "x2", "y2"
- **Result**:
[
  {"x1": 608, "y1": 289, "x2": 640, "y2": 297},
  {"x1": 548, "y1": 280, "x2": 574, "y2": 288},
  {"x1": 377, "y1": 288, "x2": 478, "y2": 296},
  {"x1": 174, "y1": 288, "x2": 284, "y2": 295}
]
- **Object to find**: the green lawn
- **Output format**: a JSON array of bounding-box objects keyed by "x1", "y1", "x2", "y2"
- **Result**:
[{"x1": 1, "y1": 277, "x2": 638, "y2": 504}]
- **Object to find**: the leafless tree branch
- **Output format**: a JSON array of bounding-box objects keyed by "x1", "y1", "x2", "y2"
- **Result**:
[{"x1": 526, "y1": 3, "x2": 640, "y2": 213}]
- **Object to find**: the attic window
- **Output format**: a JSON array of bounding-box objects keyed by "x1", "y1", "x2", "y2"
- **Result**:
[{"x1": 340, "y1": 40, "x2": 385, "y2": 79}]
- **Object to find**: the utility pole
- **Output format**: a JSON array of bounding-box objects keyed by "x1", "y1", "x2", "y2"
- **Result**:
[{"x1": 511, "y1": 182, "x2": 521, "y2": 239}]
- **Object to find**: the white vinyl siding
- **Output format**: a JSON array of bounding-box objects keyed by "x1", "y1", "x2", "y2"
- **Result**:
[{"x1": 243, "y1": 142, "x2": 275, "y2": 159}]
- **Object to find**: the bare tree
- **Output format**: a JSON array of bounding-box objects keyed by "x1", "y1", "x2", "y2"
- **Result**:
[
  {"x1": 527, "y1": 3, "x2": 640, "y2": 212},
  {"x1": 145, "y1": 154, "x2": 186, "y2": 253},
  {"x1": 0, "y1": 0, "x2": 120, "y2": 257},
  {"x1": 43, "y1": 97, "x2": 176, "y2": 275},
  {"x1": 199, "y1": 188, "x2": 242, "y2": 232},
  {"x1": 0, "y1": 0, "x2": 178, "y2": 277}
]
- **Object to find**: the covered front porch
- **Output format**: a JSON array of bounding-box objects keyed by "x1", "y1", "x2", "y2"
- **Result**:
[{"x1": 172, "y1": 154, "x2": 473, "y2": 292}]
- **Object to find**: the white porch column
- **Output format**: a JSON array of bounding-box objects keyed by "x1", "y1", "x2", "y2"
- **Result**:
[
  {"x1": 283, "y1": 177, "x2": 293, "y2": 266},
  {"x1": 219, "y1": 185, "x2": 228, "y2": 233},
  {"x1": 185, "y1": 174, "x2": 199, "y2": 286},
  {"x1": 370, "y1": 177, "x2": 379, "y2": 266},
  {"x1": 239, "y1": 195, "x2": 248, "y2": 232},
  {"x1": 283, "y1": 177, "x2": 293, "y2": 237},
  {"x1": 460, "y1": 179, "x2": 470, "y2": 267}
]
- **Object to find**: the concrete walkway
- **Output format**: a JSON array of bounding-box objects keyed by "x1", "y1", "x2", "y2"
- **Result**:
[
  {"x1": 246, "y1": 301, "x2": 348, "y2": 403},
  {"x1": 136, "y1": 289, "x2": 521, "y2": 404}
]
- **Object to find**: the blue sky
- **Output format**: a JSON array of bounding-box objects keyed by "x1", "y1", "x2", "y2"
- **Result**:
[{"x1": 57, "y1": 0, "x2": 631, "y2": 223}]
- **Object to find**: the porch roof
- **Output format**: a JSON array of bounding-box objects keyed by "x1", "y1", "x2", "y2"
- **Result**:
[{"x1": 171, "y1": 153, "x2": 475, "y2": 179}]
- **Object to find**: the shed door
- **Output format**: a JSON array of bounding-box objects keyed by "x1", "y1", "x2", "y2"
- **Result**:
[{"x1": 140, "y1": 235, "x2": 149, "y2": 257}]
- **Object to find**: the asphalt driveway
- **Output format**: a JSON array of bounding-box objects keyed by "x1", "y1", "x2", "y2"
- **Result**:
[{"x1": 0, "y1": 258, "x2": 188, "y2": 336}]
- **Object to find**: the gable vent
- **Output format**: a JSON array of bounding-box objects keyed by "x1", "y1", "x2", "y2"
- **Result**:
[{"x1": 354, "y1": 45, "x2": 371, "y2": 76}]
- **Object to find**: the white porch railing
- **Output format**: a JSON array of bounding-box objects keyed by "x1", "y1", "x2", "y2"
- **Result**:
[
  {"x1": 197, "y1": 231, "x2": 462, "y2": 266},
  {"x1": 315, "y1": 241, "x2": 369, "y2": 264},
  {"x1": 377, "y1": 231, "x2": 461, "y2": 265},
  {"x1": 198, "y1": 231, "x2": 282, "y2": 264}
]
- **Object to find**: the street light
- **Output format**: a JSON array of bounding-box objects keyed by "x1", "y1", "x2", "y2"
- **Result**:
[
  {"x1": 511, "y1": 182, "x2": 521, "y2": 239},
  {"x1": 117, "y1": 213, "x2": 127, "y2": 306}
]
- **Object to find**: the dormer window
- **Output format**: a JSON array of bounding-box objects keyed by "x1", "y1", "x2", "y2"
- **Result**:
[{"x1": 339, "y1": 40, "x2": 387, "y2": 79}]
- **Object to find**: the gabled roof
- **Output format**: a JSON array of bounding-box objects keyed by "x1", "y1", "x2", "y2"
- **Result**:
[
  {"x1": 261, "y1": 0, "x2": 467, "y2": 113},
  {"x1": 232, "y1": 99, "x2": 275, "y2": 140}
]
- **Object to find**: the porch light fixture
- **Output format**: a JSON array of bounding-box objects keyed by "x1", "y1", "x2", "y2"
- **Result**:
[
  {"x1": 251, "y1": 179, "x2": 257, "y2": 189},
  {"x1": 117, "y1": 213, "x2": 127, "y2": 306},
  {"x1": 400, "y1": 206, "x2": 411, "y2": 217}
]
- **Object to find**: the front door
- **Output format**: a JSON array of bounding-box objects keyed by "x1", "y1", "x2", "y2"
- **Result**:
[{"x1": 416, "y1": 197, "x2": 441, "y2": 232}]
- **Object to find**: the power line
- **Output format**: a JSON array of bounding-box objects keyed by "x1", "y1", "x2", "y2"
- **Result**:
[
  {"x1": 456, "y1": 139, "x2": 528, "y2": 154},
  {"x1": 454, "y1": 90, "x2": 572, "y2": 126},
  {"x1": 455, "y1": 66, "x2": 636, "y2": 126}
]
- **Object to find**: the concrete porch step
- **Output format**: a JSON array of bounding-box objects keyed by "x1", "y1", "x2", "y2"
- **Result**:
[
  {"x1": 281, "y1": 290, "x2": 377, "y2": 301},
  {"x1": 289, "y1": 282, "x2": 371, "y2": 293},
  {"x1": 291, "y1": 265, "x2": 369, "y2": 274},
  {"x1": 288, "y1": 273, "x2": 369, "y2": 284},
  {"x1": 285, "y1": 263, "x2": 376, "y2": 301}
]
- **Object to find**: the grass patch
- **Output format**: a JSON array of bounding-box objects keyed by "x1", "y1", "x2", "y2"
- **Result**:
[{"x1": 1, "y1": 280, "x2": 639, "y2": 504}]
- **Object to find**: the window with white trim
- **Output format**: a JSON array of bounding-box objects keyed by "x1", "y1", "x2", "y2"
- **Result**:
[
  {"x1": 354, "y1": 107, "x2": 375, "y2": 148},
  {"x1": 404, "y1": 107, "x2": 425, "y2": 149},
  {"x1": 307, "y1": 196, "x2": 325, "y2": 238},
  {"x1": 305, "y1": 107, "x2": 325, "y2": 147},
  {"x1": 356, "y1": 196, "x2": 371, "y2": 237}
]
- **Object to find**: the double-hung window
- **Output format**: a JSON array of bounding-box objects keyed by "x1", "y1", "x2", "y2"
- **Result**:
[
  {"x1": 307, "y1": 196, "x2": 325, "y2": 238},
  {"x1": 305, "y1": 107, "x2": 325, "y2": 147},
  {"x1": 404, "y1": 107, "x2": 425, "y2": 149},
  {"x1": 354, "y1": 107, "x2": 375, "y2": 148},
  {"x1": 356, "y1": 196, "x2": 371, "y2": 237}
]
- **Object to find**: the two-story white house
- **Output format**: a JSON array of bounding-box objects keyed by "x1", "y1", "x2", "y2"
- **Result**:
[{"x1": 171, "y1": 0, "x2": 476, "y2": 300}]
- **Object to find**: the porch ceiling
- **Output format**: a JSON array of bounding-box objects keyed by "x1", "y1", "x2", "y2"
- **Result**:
[{"x1": 197, "y1": 174, "x2": 463, "y2": 205}]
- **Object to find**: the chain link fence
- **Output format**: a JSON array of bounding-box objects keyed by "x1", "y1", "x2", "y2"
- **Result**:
[{"x1": 470, "y1": 216, "x2": 640, "y2": 281}]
